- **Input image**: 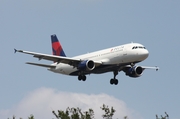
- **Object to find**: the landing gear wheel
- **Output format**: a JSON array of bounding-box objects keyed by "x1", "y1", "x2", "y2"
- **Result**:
[
  {"x1": 82, "y1": 75, "x2": 86, "y2": 81},
  {"x1": 78, "y1": 75, "x2": 82, "y2": 81},
  {"x1": 78, "y1": 75, "x2": 86, "y2": 81},
  {"x1": 110, "y1": 79, "x2": 114, "y2": 85},
  {"x1": 114, "y1": 79, "x2": 118, "y2": 85},
  {"x1": 110, "y1": 79, "x2": 118, "y2": 85}
]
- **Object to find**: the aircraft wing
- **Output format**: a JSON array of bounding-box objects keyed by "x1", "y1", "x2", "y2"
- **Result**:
[{"x1": 14, "y1": 49, "x2": 102, "y2": 67}]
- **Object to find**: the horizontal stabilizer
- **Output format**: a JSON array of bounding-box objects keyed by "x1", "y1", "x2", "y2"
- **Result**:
[{"x1": 26, "y1": 62, "x2": 56, "y2": 68}]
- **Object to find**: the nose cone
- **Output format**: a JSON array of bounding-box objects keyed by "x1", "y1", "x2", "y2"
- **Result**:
[{"x1": 139, "y1": 49, "x2": 149, "y2": 60}]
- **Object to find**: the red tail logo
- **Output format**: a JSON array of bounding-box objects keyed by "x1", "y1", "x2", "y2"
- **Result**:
[{"x1": 51, "y1": 35, "x2": 66, "y2": 57}]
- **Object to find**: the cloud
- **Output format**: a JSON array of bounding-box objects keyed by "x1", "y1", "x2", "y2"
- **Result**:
[{"x1": 1, "y1": 87, "x2": 142, "y2": 119}]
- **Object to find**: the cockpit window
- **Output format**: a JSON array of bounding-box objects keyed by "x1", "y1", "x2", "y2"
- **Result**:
[{"x1": 132, "y1": 46, "x2": 146, "y2": 49}]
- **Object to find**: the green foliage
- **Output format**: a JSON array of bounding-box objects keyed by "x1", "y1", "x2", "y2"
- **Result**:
[
  {"x1": 52, "y1": 107, "x2": 94, "y2": 119},
  {"x1": 9, "y1": 104, "x2": 131, "y2": 119},
  {"x1": 8, "y1": 106, "x2": 170, "y2": 119},
  {"x1": 28, "y1": 115, "x2": 34, "y2": 119},
  {"x1": 124, "y1": 116, "x2": 128, "y2": 119},
  {"x1": 8, "y1": 115, "x2": 33, "y2": 119},
  {"x1": 52, "y1": 104, "x2": 117, "y2": 119},
  {"x1": 156, "y1": 112, "x2": 169, "y2": 119},
  {"x1": 100, "y1": 104, "x2": 115, "y2": 119}
]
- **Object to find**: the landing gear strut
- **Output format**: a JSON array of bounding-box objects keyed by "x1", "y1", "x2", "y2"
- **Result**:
[{"x1": 110, "y1": 71, "x2": 118, "y2": 85}]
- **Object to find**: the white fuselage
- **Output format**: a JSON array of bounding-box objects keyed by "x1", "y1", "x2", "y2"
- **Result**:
[{"x1": 49, "y1": 43, "x2": 149, "y2": 75}]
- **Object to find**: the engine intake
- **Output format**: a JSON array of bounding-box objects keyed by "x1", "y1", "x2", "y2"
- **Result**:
[
  {"x1": 126, "y1": 66, "x2": 143, "y2": 77},
  {"x1": 78, "y1": 60, "x2": 95, "y2": 71}
]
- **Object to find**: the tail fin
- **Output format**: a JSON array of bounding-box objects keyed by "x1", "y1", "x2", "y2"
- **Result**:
[{"x1": 51, "y1": 34, "x2": 66, "y2": 57}]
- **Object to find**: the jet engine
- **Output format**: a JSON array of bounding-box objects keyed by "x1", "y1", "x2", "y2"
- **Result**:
[
  {"x1": 78, "y1": 60, "x2": 95, "y2": 71},
  {"x1": 125, "y1": 66, "x2": 144, "y2": 77}
]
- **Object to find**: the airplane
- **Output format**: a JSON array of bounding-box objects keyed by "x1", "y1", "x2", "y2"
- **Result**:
[{"x1": 14, "y1": 34, "x2": 159, "y2": 85}]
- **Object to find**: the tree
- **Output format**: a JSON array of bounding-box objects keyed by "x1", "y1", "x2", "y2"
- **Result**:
[
  {"x1": 9, "y1": 104, "x2": 130, "y2": 119},
  {"x1": 52, "y1": 104, "x2": 118, "y2": 119},
  {"x1": 28, "y1": 115, "x2": 34, "y2": 119},
  {"x1": 52, "y1": 107, "x2": 94, "y2": 119},
  {"x1": 156, "y1": 112, "x2": 169, "y2": 119},
  {"x1": 9, "y1": 107, "x2": 170, "y2": 119},
  {"x1": 8, "y1": 115, "x2": 33, "y2": 119},
  {"x1": 100, "y1": 104, "x2": 115, "y2": 119}
]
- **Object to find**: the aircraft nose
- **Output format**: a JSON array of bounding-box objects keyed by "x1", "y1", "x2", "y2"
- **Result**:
[
  {"x1": 138, "y1": 49, "x2": 149, "y2": 60},
  {"x1": 142, "y1": 49, "x2": 149, "y2": 59}
]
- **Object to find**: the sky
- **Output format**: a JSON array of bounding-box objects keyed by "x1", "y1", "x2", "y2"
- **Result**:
[{"x1": 0, "y1": 0, "x2": 180, "y2": 119}]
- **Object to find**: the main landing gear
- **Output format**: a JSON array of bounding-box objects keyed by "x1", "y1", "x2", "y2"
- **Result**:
[
  {"x1": 78, "y1": 75, "x2": 86, "y2": 81},
  {"x1": 77, "y1": 71, "x2": 119, "y2": 85},
  {"x1": 110, "y1": 71, "x2": 119, "y2": 85}
]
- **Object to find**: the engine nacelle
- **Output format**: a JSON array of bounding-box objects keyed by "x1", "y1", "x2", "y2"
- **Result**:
[
  {"x1": 126, "y1": 66, "x2": 143, "y2": 77},
  {"x1": 78, "y1": 60, "x2": 95, "y2": 71}
]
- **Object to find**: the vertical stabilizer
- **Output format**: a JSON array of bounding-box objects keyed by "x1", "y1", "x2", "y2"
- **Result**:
[{"x1": 51, "y1": 34, "x2": 66, "y2": 57}]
